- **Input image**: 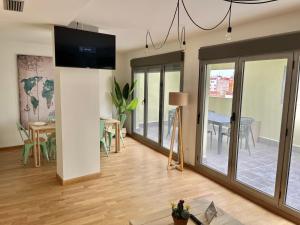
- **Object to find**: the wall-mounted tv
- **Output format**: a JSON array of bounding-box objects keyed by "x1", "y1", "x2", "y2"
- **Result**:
[{"x1": 54, "y1": 26, "x2": 115, "y2": 70}]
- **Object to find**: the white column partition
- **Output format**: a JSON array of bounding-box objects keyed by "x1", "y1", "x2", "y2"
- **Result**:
[{"x1": 55, "y1": 67, "x2": 100, "y2": 183}]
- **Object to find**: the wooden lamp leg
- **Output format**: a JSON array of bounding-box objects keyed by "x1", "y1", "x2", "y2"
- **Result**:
[
  {"x1": 177, "y1": 107, "x2": 184, "y2": 171},
  {"x1": 167, "y1": 107, "x2": 184, "y2": 171},
  {"x1": 167, "y1": 108, "x2": 178, "y2": 170}
]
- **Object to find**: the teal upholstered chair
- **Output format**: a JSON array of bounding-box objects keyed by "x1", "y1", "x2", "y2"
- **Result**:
[
  {"x1": 107, "y1": 114, "x2": 126, "y2": 150},
  {"x1": 16, "y1": 123, "x2": 49, "y2": 165},
  {"x1": 100, "y1": 119, "x2": 109, "y2": 157}
]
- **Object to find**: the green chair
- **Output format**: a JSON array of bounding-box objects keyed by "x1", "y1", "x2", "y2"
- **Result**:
[
  {"x1": 100, "y1": 119, "x2": 109, "y2": 157},
  {"x1": 47, "y1": 112, "x2": 55, "y2": 123},
  {"x1": 107, "y1": 114, "x2": 126, "y2": 150},
  {"x1": 47, "y1": 133, "x2": 56, "y2": 160},
  {"x1": 46, "y1": 112, "x2": 56, "y2": 160},
  {"x1": 16, "y1": 123, "x2": 49, "y2": 165}
]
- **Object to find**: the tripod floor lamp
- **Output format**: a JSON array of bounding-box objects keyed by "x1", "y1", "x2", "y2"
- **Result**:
[{"x1": 167, "y1": 92, "x2": 189, "y2": 171}]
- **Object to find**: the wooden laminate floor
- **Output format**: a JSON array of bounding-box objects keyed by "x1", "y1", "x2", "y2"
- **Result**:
[{"x1": 0, "y1": 138, "x2": 295, "y2": 225}]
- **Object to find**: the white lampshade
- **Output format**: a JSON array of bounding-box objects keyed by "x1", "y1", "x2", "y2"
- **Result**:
[{"x1": 169, "y1": 92, "x2": 189, "y2": 106}]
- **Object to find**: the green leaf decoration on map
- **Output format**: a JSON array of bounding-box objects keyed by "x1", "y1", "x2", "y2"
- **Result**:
[
  {"x1": 21, "y1": 77, "x2": 37, "y2": 95},
  {"x1": 42, "y1": 79, "x2": 54, "y2": 109},
  {"x1": 30, "y1": 96, "x2": 39, "y2": 114},
  {"x1": 21, "y1": 76, "x2": 43, "y2": 96}
]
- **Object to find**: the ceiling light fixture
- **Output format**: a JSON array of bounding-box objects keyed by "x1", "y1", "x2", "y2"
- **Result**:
[
  {"x1": 145, "y1": 0, "x2": 277, "y2": 50},
  {"x1": 224, "y1": 0, "x2": 277, "y2": 4}
]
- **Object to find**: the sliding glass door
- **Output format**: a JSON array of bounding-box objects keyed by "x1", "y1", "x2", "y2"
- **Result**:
[
  {"x1": 284, "y1": 62, "x2": 300, "y2": 212},
  {"x1": 162, "y1": 65, "x2": 181, "y2": 150},
  {"x1": 146, "y1": 69, "x2": 161, "y2": 142},
  {"x1": 281, "y1": 52, "x2": 300, "y2": 215},
  {"x1": 198, "y1": 60, "x2": 237, "y2": 175},
  {"x1": 234, "y1": 57, "x2": 289, "y2": 197},
  {"x1": 197, "y1": 52, "x2": 300, "y2": 216},
  {"x1": 133, "y1": 71, "x2": 145, "y2": 136},
  {"x1": 132, "y1": 63, "x2": 183, "y2": 151}
]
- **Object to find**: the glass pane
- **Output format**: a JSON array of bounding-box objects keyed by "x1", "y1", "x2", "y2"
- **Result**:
[
  {"x1": 162, "y1": 68, "x2": 181, "y2": 150},
  {"x1": 201, "y1": 62, "x2": 235, "y2": 175},
  {"x1": 133, "y1": 72, "x2": 145, "y2": 135},
  {"x1": 236, "y1": 58, "x2": 288, "y2": 196},
  {"x1": 146, "y1": 71, "x2": 160, "y2": 142},
  {"x1": 285, "y1": 72, "x2": 300, "y2": 211}
]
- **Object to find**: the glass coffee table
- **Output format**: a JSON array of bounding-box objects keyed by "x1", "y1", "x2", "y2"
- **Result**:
[{"x1": 129, "y1": 198, "x2": 243, "y2": 225}]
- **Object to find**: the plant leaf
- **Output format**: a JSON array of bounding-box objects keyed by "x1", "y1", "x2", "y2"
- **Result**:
[
  {"x1": 126, "y1": 98, "x2": 138, "y2": 111},
  {"x1": 122, "y1": 97, "x2": 126, "y2": 106},
  {"x1": 131, "y1": 79, "x2": 137, "y2": 90},
  {"x1": 114, "y1": 77, "x2": 122, "y2": 100},
  {"x1": 129, "y1": 80, "x2": 137, "y2": 97},
  {"x1": 111, "y1": 92, "x2": 120, "y2": 107},
  {"x1": 122, "y1": 83, "x2": 130, "y2": 100},
  {"x1": 120, "y1": 104, "x2": 126, "y2": 114}
]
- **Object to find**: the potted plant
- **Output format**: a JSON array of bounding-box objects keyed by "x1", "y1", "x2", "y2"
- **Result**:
[
  {"x1": 171, "y1": 200, "x2": 190, "y2": 225},
  {"x1": 111, "y1": 78, "x2": 138, "y2": 129}
]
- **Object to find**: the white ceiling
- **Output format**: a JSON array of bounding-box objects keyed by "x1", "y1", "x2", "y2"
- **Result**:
[{"x1": 1, "y1": 0, "x2": 300, "y2": 51}]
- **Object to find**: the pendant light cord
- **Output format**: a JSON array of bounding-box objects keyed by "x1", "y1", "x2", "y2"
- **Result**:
[
  {"x1": 146, "y1": 0, "x2": 233, "y2": 49},
  {"x1": 181, "y1": 0, "x2": 233, "y2": 31},
  {"x1": 146, "y1": 0, "x2": 275, "y2": 50},
  {"x1": 177, "y1": 0, "x2": 180, "y2": 44},
  {"x1": 146, "y1": 0, "x2": 179, "y2": 49},
  {"x1": 228, "y1": 1, "x2": 233, "y2": 29},
  {"x1": 224, "y1": 0, "x2": 276, "y2": 4}
]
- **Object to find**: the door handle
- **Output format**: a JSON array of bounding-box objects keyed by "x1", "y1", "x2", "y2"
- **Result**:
[{"x1": 230, "y1": 112, "x2": 236, "y2": 123}]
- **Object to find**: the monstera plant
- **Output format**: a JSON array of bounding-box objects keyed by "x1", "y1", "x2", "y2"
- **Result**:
[{"x1": 111, "y1": 78, "x2": 138, "y2": 124}]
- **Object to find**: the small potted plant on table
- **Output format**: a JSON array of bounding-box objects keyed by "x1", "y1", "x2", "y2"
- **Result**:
[{"x1": 171, "y1": 200, "x2": 190, "y2": 225}]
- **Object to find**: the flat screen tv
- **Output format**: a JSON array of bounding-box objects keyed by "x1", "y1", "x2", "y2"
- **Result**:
[{"x1": 54, "y1": 26, "x2": 115, "y2": 69}]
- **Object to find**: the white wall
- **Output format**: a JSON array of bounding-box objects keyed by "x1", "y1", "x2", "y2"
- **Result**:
[
  {"x1": 99, "y1": 70, "x2": 113, "y2": 118},
  {"x1": 0, "y1": 40, "x2": 52, "y2": 148},
  {"x1": 115, "y1": 10, "x2": 300, "y2": 165},
  {"x1": 55, "y1": 67, "x2": 100, "y2": 180},
  {"x1": 111, "y1": 52, "x2": 129, "y2": 118},
  {"x1": 0, "y1": 39, "x2": 113, "y2": 148},
  {"x1": 113, "y1": 52, "x2": 128, "y2": 86}
]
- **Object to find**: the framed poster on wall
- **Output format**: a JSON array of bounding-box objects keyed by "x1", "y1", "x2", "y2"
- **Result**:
[{"x1": 17, "y1": 55, "x2": 54, "y2": 128}]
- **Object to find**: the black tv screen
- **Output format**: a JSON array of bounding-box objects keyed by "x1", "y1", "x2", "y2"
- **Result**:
[{"x1": 54, "y1": 26, "x2": 115, "y2": 69}]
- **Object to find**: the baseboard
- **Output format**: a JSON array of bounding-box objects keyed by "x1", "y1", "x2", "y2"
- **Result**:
[
  {"x1": 128, "y1": 133, "x2": 171, "y2": 158},
  {"x1": 56, "y1": 172, "x2": 101, "y2": 186},
  {"x1": 0, "y1": 145, "x2": 23, "y2": 151},
  {"x1": 258, "y1": 136, "x2": 300, "y2": 152},
  {"x1": 56, "y1": 173, "x2": 64, "y2": 185}
]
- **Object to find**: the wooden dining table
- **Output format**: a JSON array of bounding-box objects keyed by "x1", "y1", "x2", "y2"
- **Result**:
[
  {"x1": 101, "y1": 118, "x2": 121, "y2": 153},
  {"x1": 28, "y1": 122, "x2": 56, "y2": 167}
]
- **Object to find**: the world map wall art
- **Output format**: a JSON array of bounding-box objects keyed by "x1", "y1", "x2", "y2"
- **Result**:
[{"x1": 17, "y1": 55, "x2": 55, "y2": 128}]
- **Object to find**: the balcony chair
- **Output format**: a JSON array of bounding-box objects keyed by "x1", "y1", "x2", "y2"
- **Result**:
[
  {"x1": 167, "y1": 109, "x2": 176, "y2": 136},
  {"x1": 221, "y1": 117, "x2": 255, "y2": 155},
  {"x1": 207, "y1": 122, "x2": 217, "y2": 151}
]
